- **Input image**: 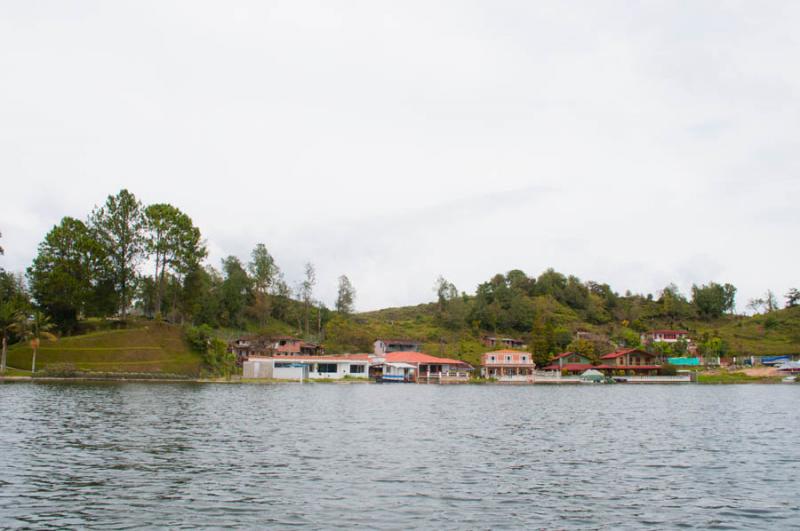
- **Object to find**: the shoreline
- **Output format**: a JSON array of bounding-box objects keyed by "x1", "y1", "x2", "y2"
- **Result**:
[{"x1": 0, "y1": 375, "x2": 790, "y2": 385}]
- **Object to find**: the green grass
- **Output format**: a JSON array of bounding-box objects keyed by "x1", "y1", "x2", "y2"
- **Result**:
[
  {"x1": 0, "y1": 366, "x2": 32, "y2": 377},
  {"x1": 6, "y1": 322, "x2": 204, "y2": 377},
  {"x1": 697, "y1": 371, "x2": 781, "y2": 384}
]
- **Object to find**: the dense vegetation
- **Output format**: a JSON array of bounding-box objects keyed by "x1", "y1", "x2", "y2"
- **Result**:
[{"x1": 1, "y1": 189, "x2": 799, "y2": 376}]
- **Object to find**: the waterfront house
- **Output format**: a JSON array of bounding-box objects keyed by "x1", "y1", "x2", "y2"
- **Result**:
[
  {"x1": 641, "y1": 329, "x2": 690, "y2": 345},
  {"x1": 481, "y1": 335, "x2": 527, "y2": 349},
  {"x1": 380, "y1": 351, "x2": 472, "y2": 383},
  {"x1": 596, "y1": 348, "x2": 664, "y2": 375},
  {"x1": 373, "y1": 338, "x2": 422, "y2": 356},
  {"x1": 542, "y1": 352, "x2": 594, "y2": 374},
  {"x1": 243, "y1": 356, "x2": 370, "y2": 380},
  {"x1": 480, "y1": 350, "x2": 535, "y2": 381}
]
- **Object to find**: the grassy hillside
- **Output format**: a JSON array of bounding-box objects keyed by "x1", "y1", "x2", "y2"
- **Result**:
[
  {"x1": 337, "y1": 304, "x2": 800, "y2": 364},
  {"x1": 700, "y1": 306, "x2": 800, "y2": 356},
  {"x1": 5, "y1": 322, "x2": 204, "y2": 377}
]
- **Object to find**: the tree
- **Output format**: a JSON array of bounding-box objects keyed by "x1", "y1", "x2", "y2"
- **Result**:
[
  {"x1": 764, "y1": 290, "x2": 779, "y2": 313},
  {"x1": 786, "y1": 288, "x2": 800, "y2": 308},
  {"x1": 90, "y1": 189, "x2": 145, "y2": 320},
  {"x1": 747, "y1": 297, "x2": 765, "y2": 315},
  {"x1": 0, "y1": 230, "x2": 4, "y2": 255},
  {"x1": 15, "y1": 310, "x2": 57, "y2": 374},
  {"x1": 335, "y1": 275, "x2": 356, "y2": 315},
  {"x1": 248, "y1": 244, "x2": 277, "y2": 295},
  {"x1": 220, "y1": 257, "x2": 252, "y2": 328},
  {"x1": 300, "y1": 263, "x2": 316, "y2": 335},
  {"x1": 0, "y1": 302, "x2": 20, "y2": 373},
  {"x1": 566, "y1": 338, "x2": 595, "y2": 360},
  {"x1": 27, "y1": 217, "x2": 111, "y2": 332},
  {"x1": 144, "y1": 203, "x2": 205, "y2": 318},
  {"x1": 692, "y1": 282, "x2": 737, "y2": 319},
  {"x1": 247, "y1": 244, "x2": 277, "y2": 326},
  {"x1": 659, "y1": 284, "x2": 694, "y2": 321}
]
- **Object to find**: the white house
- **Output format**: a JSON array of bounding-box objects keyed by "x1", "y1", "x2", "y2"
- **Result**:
[{"x1": 242, "y1": 357, "x2": 370, "y2": 380}]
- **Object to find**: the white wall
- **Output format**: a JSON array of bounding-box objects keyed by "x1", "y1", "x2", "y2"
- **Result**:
[{"x1": 307, "y1": 361, "x2": 369, "y2": 380}]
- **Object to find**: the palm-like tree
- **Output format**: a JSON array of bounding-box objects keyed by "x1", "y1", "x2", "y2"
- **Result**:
[
  {"x1": 16, "y1": 310, "x2": 57, "y2": 374},
  {"x1": 0, "y1": 302, "x2": 21, "y2": 373}
]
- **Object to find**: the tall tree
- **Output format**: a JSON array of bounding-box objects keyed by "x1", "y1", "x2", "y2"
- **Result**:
[
  {"x1": 300, "y1": 263, "x2": 316, "y2": 335},
  {"x1": 90, "y1": 189, "x2": 145, "y2": 320},
  {"x1": 335, "y1": 275, "x2": 356, "y2": 315},
  {"x1": 248, "y1": 244, "x2": 277, "y2": 326},
  {"x1": 144, "y1": 203, "x2": 205, "y2": 318},
  {"x1": 220, "y1": 256, "x2": 252, "y2": 327},
  {"x1": 27, "y1": 217, "x2": 110, "y2": 332},
  {"x1": 692, "y1": 282, "x2": 737, "y2": 319},
  {"x1": 764, "y1": 290, "x2": 779, "y2": 313}
]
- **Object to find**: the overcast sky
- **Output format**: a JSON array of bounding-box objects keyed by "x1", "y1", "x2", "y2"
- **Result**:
[{"x1": 1, "y1": 1, "x2": 798, "y2": 312}]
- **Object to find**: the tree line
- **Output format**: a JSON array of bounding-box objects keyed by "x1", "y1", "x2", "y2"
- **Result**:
[{"x1": 0, "y1": 190, "x2": 358, "y2": 341}]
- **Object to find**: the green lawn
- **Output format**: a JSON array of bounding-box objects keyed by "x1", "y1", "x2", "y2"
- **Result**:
[{"x1": 6, "y1": 322, "x2": 204, "y2": 376}]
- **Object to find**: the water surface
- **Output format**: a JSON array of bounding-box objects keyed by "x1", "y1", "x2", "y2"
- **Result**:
[{"x1": 1, "y1": 383, "x2": 798, "y2": 529}]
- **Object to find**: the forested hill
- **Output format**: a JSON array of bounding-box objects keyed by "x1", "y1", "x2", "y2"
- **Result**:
[{"x1": 325, "y1": 271, "x2": 800, "y2": 367}]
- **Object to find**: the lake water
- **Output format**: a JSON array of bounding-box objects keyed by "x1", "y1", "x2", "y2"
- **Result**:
[{"x1": 1, "y1": 382, "x2": 798, "y2": 529}]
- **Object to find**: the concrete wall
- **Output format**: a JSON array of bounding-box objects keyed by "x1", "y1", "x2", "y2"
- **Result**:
[
  {"x1": 243, "y1": 360, "x2": 273, "y2": 379},
  {"x1": 307, "y1": 361, "x2": 369, "y2": 380}
]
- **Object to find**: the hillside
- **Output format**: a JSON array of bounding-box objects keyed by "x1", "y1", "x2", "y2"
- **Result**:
[
  {"x1": 5, "y1": 322, "x2": 204, "y2": 377},
  {"x1": 329, "y1": 303, "x2": 800, "y2": 366}
]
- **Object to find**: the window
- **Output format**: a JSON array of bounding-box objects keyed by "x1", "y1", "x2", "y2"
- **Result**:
[
  {"x1": 317, "y1": 364, "x2": 338, "y2": 373},
  {"x1": 489, "y1": 356, "x2": 496, "y2": 362},
  {"x1": 505, "y1": 355, "x2": 512, "y2": 362},
  {"x1": 349, "y1": 364, "x2": 365, "y2": 374},
  {"x1": 521, "y1": 356, "x2": 528, "y2": 362}
]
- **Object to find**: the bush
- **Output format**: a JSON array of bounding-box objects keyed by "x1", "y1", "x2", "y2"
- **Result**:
[
  {"x1": 38, "y1": 362, "x2": 79, "y2": 377},
  {"x1": 659, "y1": 363, "x2": 677, "y2": 376}
]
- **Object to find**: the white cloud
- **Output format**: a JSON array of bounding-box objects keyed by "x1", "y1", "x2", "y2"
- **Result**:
[{"x1": 1, "y1": 1, "x2": 798, "y2": 312}]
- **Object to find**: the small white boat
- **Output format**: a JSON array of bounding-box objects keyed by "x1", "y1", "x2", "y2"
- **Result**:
[{"x1": 782, "y1": 375, "x2": 796, "y2": 383}]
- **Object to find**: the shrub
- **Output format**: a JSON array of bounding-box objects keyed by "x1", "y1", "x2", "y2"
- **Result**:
[
  {"x1": 38, "y1": 362, "x2": 79, "y2": 377},
  {"x1": 659, "y1": 363, "x2": 677, "y2": 376}
]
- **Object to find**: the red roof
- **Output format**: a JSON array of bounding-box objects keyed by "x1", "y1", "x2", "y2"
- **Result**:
[
  {"x1": 601, "y1": 348, "x2": 655, "y2": 360},
  {"x1": 486, "y1": 349, "x2": 532, "y2": 354},
  {"x1": 596, "y1": 364, "x2": 662, "y2": 371},
  {"x1": 647, "y1": 330, "x2": 688, "y2": 335},
  {"x1": 249, "y1": 356, "x2": 368, "y2": 363},
  {"x1": 384, "y1": 351, "x2": 471, "y2": 367},
  {"x1": 542, "y1": 363, "x2": 593, "y2": 372},
  {"x1": 551, "y1": 351, "x2": 575, "y2": 360}
]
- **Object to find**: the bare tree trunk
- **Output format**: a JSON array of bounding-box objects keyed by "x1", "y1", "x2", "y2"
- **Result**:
[
  {"x1": 1, "y1": 336, "x2": 6, "y2": 372},
  {"x1": 31, "y1": 346, "x2": 37, "y2": 375}
]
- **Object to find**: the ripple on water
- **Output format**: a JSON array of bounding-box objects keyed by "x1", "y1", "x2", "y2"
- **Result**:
[{"x1": 1, "y1": 383, "x2": 799, "y2": 529}]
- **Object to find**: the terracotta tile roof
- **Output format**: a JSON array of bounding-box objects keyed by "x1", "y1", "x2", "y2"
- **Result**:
[
  {"x1": 384, "y1": 351, "x2": 471, "y2": 367},
  {"x1": 647, "y1": 330, "x2": 688, "y2": 335},
  {"x1": 486, "y1": 349, "x2": 532, "y2": 354},
  {"x1": 542, "y1": 363, "x2": 593, "y2": 371},
  {"x1": 250, "y1": 356, "x2": 368, "y2": 363},
  {"x1": 600, "y1": 348, "x2": 655, "y2": 359},
  {"x1": 551, "y1": 352, "x2": 575, "y2": 360}
]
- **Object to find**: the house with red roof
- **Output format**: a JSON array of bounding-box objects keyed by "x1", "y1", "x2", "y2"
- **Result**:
[
  {"x1": 379, "y1": 351, "x2": 472, "y2": 383},
  {"x1": 541, "y1": 352, "x2": 594, "y2": 374},
  {"x1": 596, "y1": 348, "x2": 665, "y2": 375},
  {"x1": 480, "y1": 350, "x2": 535, "y2": 381}
]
